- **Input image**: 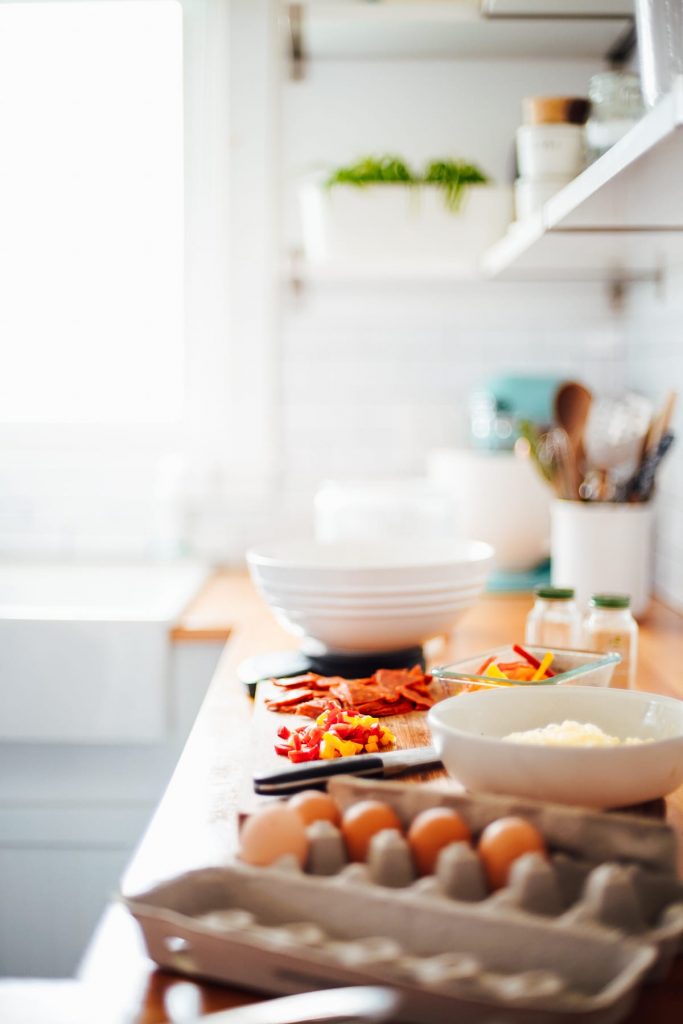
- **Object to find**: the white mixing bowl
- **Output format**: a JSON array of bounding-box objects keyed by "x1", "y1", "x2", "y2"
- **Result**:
[
  {"x1": 428, "y1": 685, "x2": 683, "y2": 808},
  {"x1": 247, "y1": 539, "x2": 494, "y2": 588},
  {"x1": 255, "y1": 581, "x2": 485, "y2": 611},
  {"x1": 247, "y1": 538, "x2": 494, "y2": 654},
  {"x1": 267, "y1": 601, "x2": 478, "y2": 654},
  {"x1": 428, "y1": 449, "x2": 550, "y2": 572}
]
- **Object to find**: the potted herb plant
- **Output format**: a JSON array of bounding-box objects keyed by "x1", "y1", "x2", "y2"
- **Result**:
[{"x1": 298, "y1": 155, "x2": 512, "y2": 272}]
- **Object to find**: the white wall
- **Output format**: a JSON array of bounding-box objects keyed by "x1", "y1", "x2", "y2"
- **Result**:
[
  {"x1": 624, "y1": 274, "x2": 683, "y2": 611},
  {"x1": 1, "y1": 39, "x2": 679, "y2": 595},
  {"x1": 272, "y1": 54, "x2": 625, "y2": 542},
  {"x1": 278, "y1": 279, "x2": 624, "y2": 537},
  {"x1": 282, "y1": 57, "x2": 605, "y2": 247}
]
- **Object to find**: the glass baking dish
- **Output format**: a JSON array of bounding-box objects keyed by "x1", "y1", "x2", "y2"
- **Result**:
[{"x1": 432, "y1": 644, "x2": 620, "y2": 691}]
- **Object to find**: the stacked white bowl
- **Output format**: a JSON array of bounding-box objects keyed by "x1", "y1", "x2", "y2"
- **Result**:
[{"x1": 246, "y1": 539, "x2": 495, "y2": 655}]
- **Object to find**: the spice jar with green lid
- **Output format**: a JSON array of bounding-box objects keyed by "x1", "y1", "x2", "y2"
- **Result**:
[
  {"x1": 583, "y1": 594, "x2": 638, "y2": 690},
  {"x1": 525, "y1": 586, "x2": 582, "y2": 649}
]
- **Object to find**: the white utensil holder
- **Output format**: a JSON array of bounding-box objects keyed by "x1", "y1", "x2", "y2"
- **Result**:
[{"x1": 550, "y1": 500, "x2": 654, "y2": 618}]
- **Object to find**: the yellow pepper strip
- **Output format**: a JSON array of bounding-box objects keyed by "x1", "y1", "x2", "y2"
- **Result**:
[
  {"x1": 532, "y1": 651, "x2": 554, "y2": 682},
  {"x1": 485, "y1": 663, "x2": 509, "y2": 680},
  {"x1": 364, "y1": 737, "x2": 379, "y2": 752}
]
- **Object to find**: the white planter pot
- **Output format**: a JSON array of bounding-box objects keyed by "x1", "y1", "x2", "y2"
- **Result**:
[{"x1": 299, "y1": 182, "x2": 513, "y2": 272}]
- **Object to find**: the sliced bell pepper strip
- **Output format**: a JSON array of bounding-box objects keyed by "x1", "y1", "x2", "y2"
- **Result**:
[
  {"x1": 532, "y1": 651, "x2": 555, "y2": 682},
  {"x1": 513, "y1": 644, "x2": 556, "y2": 678}
]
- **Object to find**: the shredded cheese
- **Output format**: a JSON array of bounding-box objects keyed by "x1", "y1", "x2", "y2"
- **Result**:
[{"x1": 503, "y1": 720, "x2": 651, "y2": 748}]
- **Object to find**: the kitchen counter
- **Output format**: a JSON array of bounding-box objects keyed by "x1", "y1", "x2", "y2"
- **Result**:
[{"x1": 77, "y1": 572, "x2": 683, "y2": 1023}]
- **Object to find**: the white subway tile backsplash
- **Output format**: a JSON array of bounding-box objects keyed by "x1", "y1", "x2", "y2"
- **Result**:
[{"x1": 625, "y1": 269, "x2": 683, "y2": 610}]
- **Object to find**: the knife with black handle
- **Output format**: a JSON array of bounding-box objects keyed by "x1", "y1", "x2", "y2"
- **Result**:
[{"x1": 253, "y1": 745, "x2": 442, "y2": 795}]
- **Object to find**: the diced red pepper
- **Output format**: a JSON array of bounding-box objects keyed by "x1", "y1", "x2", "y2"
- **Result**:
[
  {"x1": 329, "y1": 722, "x2": 354, "y2": 738},
  {"x1": 288, "y1": 747, "x2": 320, "y2": 763},
  {"x1": 273, "y1": 701, "x2": 395, "y2": 761}
]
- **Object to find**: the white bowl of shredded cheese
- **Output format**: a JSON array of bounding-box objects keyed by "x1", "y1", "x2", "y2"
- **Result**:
[{"x1": 428, "y1": 685, "x2": 683, "y2": 808}]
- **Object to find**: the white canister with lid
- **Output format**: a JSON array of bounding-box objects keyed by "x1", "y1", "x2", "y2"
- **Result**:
[
  {"x1": 550, "y1": 499, "x2": 654, "y2": 618},
  {"x1": 516, "y1": 124, "x2": 586, "y2": 179}
]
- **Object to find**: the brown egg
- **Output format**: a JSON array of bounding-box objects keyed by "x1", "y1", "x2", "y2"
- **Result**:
[
  {"x1": 407, "y1": 807, "x2": 472, "y2": 875},
  {"x1": 341, "y1": 800, "x2": 402, "y2": 862},
  {"x1": 239, "y1": 804, "x2": 308, "y2": 868},
  {"x1": 288, "y1": 790, "x2": 341, "y2": 827},
  {"x1": 478, "y1": 816, "x2": 546, "y2": 890}
]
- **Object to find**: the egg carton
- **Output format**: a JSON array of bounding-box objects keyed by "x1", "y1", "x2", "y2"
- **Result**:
[
  {"x1": 125, "y1": 782, "x2": 682, "y2": 1023},
  {"x1": 126, "y1": 861, "x2": 656, "y2": 1024},
  {"x1": 328, "y1": 777, "x2": 683, "y2": 978}
]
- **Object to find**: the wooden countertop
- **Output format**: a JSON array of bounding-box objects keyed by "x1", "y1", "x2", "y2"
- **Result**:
[
  {"x1": 78, "y1": 573, "x2": 683, "y2": 1023},
  {"x1": 170, "y1": 571, "x2": 234, "y2": 644}
]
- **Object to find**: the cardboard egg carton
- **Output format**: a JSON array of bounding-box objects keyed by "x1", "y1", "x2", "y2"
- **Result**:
[
  {"x1": 125, "y1": 780, "x2": 682, "y2": 1023},
  {"x1": 328, "y1": 778, "x2": 683, "y2": 979}
]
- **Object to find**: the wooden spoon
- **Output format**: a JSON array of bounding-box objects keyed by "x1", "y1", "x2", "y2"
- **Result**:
[{"x1": 554, "y1": 381, "x2": 593, "y2": 498}]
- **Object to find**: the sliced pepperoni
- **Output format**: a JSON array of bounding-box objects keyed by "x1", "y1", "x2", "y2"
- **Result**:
[{"x1": 270, "y1": 673, "x2": 323, "y2": 690}]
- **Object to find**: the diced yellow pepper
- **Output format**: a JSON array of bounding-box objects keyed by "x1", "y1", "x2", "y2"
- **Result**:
[
  {"x1": 485, "y1": 663, "x2": 508, "y2": 680},
  {"x1": 320, "y1": 731, "x2": 363, "y2": 758}
]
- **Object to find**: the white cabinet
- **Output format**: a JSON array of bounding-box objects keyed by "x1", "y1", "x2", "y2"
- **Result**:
[{"x1": 0, "y1": 563, "x2": 226, "y2": 977}]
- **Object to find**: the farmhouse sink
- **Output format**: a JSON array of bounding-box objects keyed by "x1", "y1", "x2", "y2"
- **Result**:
[{"x1": 0, "y1": 561, "x2": 212, "y2": 743}]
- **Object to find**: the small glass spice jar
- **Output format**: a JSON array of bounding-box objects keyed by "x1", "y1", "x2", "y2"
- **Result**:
[
  {"x1": 583, "y1": 593, "x2": 638, "y2": 690},
  {"x1": 525, "y1": 586, "x2": 582, "y2": 649},
  {"x1": 586, "y1": 71, "x2": 644, "y2": 159}
]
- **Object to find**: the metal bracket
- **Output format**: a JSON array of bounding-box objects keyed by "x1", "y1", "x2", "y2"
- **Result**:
[
  {"x1": 607, "y1": 277, "x2": 627, "y2": 313},
  {"x1": 287, "y1": 3, "x2": 305, "y2": 81},
  {"x1": 606, "y1": 22, "x2": 637, "y2": 67},
  {"x1": 606, "y1": 265, "x2": 666, "y2": 311}
]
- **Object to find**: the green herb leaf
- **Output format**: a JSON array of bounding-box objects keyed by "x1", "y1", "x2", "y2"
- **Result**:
[
  {"x1": 324, "y1": 156, "x2": 417, "y2": 188},
  {"x1": 423, "y1": 159, "x2": 488, "y2": 211},
  {"x1": 323, "y1": 155, "x2": 490, "y2": 212}
]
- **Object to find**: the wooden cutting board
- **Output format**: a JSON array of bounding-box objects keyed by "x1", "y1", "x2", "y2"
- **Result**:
[
  {"x1": 244, "y1": 682, "x2": 667, "y2": 819},
  {"x1": 249, "y1": 680, "x2": 442, "y2": 787}
]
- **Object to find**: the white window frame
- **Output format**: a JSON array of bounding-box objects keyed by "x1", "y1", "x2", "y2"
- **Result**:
[{"x1": 0, "y1": 0, "x2": 281, "y2": 490}]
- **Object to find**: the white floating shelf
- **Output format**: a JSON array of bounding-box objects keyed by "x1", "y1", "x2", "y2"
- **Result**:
[
  {"x1": 290, "y1": 0, "x2": 632, "y2": 60},
  {"x1": 482, "y1": 81, "x2": 683, "y2": 282},
  {"x1": 291, "y1": 83, "x2": 683, "y2": 288}
]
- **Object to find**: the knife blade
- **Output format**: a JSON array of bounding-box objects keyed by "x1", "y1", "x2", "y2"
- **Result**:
[{"x1": 253, "y1": 745, "x2": 442, "y2": 795}]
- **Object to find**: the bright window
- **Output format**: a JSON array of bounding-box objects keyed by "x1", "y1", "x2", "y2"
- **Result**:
[{"x1": 0, "y1": 1, "x2": 184, "y2": 425}]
